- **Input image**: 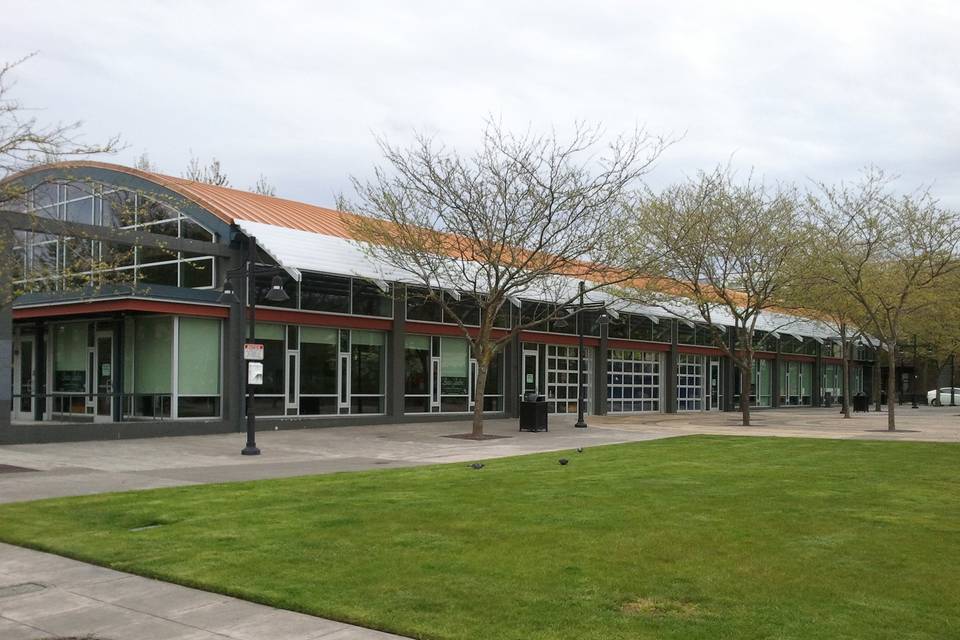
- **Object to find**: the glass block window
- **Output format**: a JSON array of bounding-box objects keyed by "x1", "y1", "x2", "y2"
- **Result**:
[
  {"x1": 676, "y1": 354, "x2": 704, "y2": 411},
  {"x1": 545, "y1": 345, "x2": 590, "y2": 414},
  {"x1": 607, "y1": 350, "x2": 661, "y2": 413}
]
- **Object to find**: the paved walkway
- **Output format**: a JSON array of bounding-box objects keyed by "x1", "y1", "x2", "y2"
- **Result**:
[
  {"x1": 0, "y1": 406, "x2": 957, "y2": 640},
  {"x1": 1, "y1": 408, "x2": 958, "y2": 505},
  {"x1": 0, "y1": 542, "x2": 405, "y2": 639}
]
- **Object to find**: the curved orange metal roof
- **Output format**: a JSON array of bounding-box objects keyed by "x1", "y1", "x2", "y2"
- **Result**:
[{"x1": 6, "y1": 160, "x2": 353, "y2": 237}]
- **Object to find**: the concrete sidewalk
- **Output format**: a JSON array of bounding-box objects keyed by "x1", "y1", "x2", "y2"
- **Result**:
[
  {"x1": 2, "y1": 408, "x2": 957, "y2": 505},
  {"x1": 0, "y1": 416, "x2": 669, "y2": 504},
  {"x1": 0, "y1": 542, "x2": 407, "y2": 640}
]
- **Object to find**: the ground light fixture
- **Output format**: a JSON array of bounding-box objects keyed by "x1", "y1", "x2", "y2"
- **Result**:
[{"x1": 221, "y1": 235, "x2": 290, "y2": 456}]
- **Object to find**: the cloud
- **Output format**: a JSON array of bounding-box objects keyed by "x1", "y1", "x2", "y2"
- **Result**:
[{"x1": 4, "y1": 0, "x2": 959, "y2": 205}]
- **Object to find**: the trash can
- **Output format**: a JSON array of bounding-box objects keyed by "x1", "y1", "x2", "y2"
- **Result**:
[
  {"x1": 519, "y1": 392, "x2": 548, "y2": 432},
  {"x1": 823, "y1": 392, "x2": 833, "y2": 408},
  {"x1": 853, "y1": 392, "x2": 869, "y2": 413}
]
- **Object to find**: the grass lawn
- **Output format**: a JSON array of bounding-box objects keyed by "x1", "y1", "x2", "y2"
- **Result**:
[{"x1": 0, "y1": 436, "x2": 958, "y2": 639}]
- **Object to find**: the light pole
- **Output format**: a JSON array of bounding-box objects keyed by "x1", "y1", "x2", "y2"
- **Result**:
[
  {"x1": 951, "y1": 353, "x2": 956, "y2": 407},
  {"x1": 911, "y1": 333, "x2": 919, "y2": 409},
  {"x1": 554, "y1": 281, "x2": 610, "y2": 429},
  {"x1": 218, "y1": 236, "x2": 289, "y2": 455}
]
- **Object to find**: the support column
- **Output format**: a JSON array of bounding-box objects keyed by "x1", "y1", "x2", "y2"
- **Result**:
[
  {"x1": 665, "y1": 320, "x2": 678, "y2": 414},
  {"x1": 505, "y1": 301, "x2": 521, "y2": 418},
  {"x1": 812, "y1": 341, "x2": 823, "y2": 407},
  {"x1": 724, "y1": 329, "x2": 736, "y2": 411},
  {"x1": 0, "y1": 225, "x2": 12, "y2": 433},
  {"x1": 772, "y1": 339, "x2": 782, "y2": 408},
  {"x1": 389, "y1": 285, "x2": 406, "y2": 418},
  {"x1": 595, "y1": 320, "x2": 609, "y2": 416},
  {"x1": 113, "y1": 314, "x2": 124, "y2": 422},
  {"x1": 34, "y1": 320, "x2": 46, "y2": 421}
]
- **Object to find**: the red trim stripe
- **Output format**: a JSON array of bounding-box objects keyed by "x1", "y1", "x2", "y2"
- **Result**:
[{"x1": 13, "y1": 299, "x2": 229, "y2": 320}]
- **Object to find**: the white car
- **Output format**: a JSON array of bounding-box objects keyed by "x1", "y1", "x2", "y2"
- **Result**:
[{"x1": 927, "y1": 387, "x2": 960, "y2": 406}]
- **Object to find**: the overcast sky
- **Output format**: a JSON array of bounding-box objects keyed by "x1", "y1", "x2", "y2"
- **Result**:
[{"x1": 4, "y1": 1, "x2": 959, "y2": 206}]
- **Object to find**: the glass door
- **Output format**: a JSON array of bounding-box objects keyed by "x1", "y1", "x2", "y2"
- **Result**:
[
  {"x1": 522, "y1": 348, "x2": 539, "y2": 398},
  {"x1": 709, "y1": 357, "x2": 721, "y2": 410},
  {"x1": 12, "y1": 336, "x2": 34, "y2": 421},
  {"x1": 95, "y1": 332, "x2": 114, "y2": 421}
]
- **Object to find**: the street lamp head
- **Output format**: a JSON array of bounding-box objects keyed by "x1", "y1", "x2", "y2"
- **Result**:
[
  {"x1": 217, "y1": 281, "x2": 239, "y2": 304},
  {"x1": 598, "y1": 312, "x2": 610, "y2": 326},
  {"x1": 265, "y1": 275, "x2": 290, "y2": 303}
]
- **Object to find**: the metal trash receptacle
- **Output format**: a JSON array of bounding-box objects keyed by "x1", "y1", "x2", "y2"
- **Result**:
[
  {"x1": 853, "y1": 392, "x2": 869, "y2": 412},
  {"x1": 519, "y1": 393, "x2": 548, "y2": 432}
]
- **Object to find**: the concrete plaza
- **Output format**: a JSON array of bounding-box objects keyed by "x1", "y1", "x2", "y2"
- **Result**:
[{"x1": 1, "y1": 406, "x2": 958, "y2": 505}]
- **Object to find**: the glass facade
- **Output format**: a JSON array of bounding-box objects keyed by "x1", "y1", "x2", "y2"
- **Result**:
[
  {"x1": 403, "y1": 334, "x2": 505, "y2": 414},
  {"x1": 779, "y1": 360, "x2": 813, "y2": 406},
  {"x1": 733, "y1": 359, "x2": 773, "y2": 407},
  {"x1": 252, "y1": 324, "x2": 388, "y2": 417},
  {"x1": 676, "y1": 354, "x2": 704, "y2": 411},
  {"x1": 44, "y1": 316, "x2": 223, "y2": 420},
  {"x1": 607, "y1": 350, "x2": 661, "y2": 413},
  {"x1": 12, "y1": 183, "x2": 217, "y2": 292},
  {"x1": 545, "y1": 345, "x2": 590, "y2": 414},
  {"x1": 822, "y1": 363, "x2": 842, "y2": 403}
]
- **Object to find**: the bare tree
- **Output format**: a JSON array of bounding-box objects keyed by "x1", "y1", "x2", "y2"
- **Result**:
[
  {"x1": 1, "y1": 54, "x2": 121, "y2": 202},
  {"x1": 250, "y1": 174, "x2": 276, "y2": 196},
  {"x1": 782, "y1": 260, "x2": 867, "y2": 418},
  {"x1": 806, "y1": 168, "x2": 960, "y2": 431},
  {"x1": 343, "y1": 121, "x2": 671, "y2": 437},
  {"x1": 1, "y1": 54, "x2": 122, "y2": 307},
  {"x1": 623, "y1": 166, "x2": 805, "y2": 426},
  {"x1": 133, "y1": 152, "x2": 158, "y2": 172},
  {"x1": 183, "y1": 155, "x2": 230, "y2": 186}
]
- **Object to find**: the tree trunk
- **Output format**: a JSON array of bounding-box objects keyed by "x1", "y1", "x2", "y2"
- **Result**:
[
  {"x1": 886, "y1": 342, "x2": 897, "y2": 431},
  {"x1": 841, "y1": 339, "x2": 851, "y2": 419},
  {"x1": 471, "y1": 358, "x2": 490, "y2": 438},
  {"x1": 739, "y1": 363, "x2": 751, "y2": 426}
]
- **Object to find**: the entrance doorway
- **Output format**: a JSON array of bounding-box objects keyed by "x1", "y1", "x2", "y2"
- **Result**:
[
  {"x1": 522, "y1": 348, "x2": 539, "y2": 398},
  {"x1": 708, "y1": 357, "x2": 722, "y2": 411},
  {"x1": 92, "y1": 331, "x2": 114, "y2": 421},
  {"x1": 12, "y1": 335, "x2": 35, "y2": 421}
]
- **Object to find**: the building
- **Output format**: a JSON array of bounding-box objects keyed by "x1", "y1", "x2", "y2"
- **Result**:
[{"x1": 0, "y1": 162, "x2": 877, "y2": 444}]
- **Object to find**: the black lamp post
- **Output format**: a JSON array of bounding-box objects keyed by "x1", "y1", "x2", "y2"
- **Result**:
[
  {"x1": 951, "y1": 353, "x2": 956, "y2": 407},
  {"x1": 911, "y1": 333, "x2": 919, "y2": 409},
  {"x1": 218, "y1": 236, "x2": 289, "y2": 455},
  {"x1": 554, "y1": 281, "x2": 610, "y2": 429}
]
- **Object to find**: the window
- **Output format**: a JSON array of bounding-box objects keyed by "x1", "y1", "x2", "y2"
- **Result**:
[
  {"x1": 676, "y1": 354, "x2": 704, "y2": 411},
  {"x1": 545, "y1": 345, "x2": 589, "y2": 414},
  {"x1": 350, "y1": 330, "x2": 386, "y2": 414},
  {"x1": 300, "y1": 273, "x2": 350, "y2": 313},
  {"x1": 252, "y1": 323, "x2": 285, "y2": 416},
  {"x1": 734, "y1": 359, "x2": 772, "y2": 407},
  {"x1": 482, "y1": 351, "x2": 505, "y2": 411},
  {"x1": 177, "y1": 317, "x2": 221, "y2": 417},
  {"x1": 607, "y1": 350, "x2": 661, "y2": 413},
  {"x1": 406, "y1": 287, "x2": 443, "y2": 322},
  {"x1": 352, "y1": 280, "x2": 392, "y2": 317},
  {"x1": 131, "y1": 317, "x2": 173, "y2": 417},
  {"x1": 445, "y1": 293, "x2": 481, "y2": 326},
  {"x1": 404, "y1": 335, "x2": 431, "y2": 413},
  {"x1": 440, "y1": 337, "x2": 470, "y2": 412},
  {"x1": 299, "y1": 327, "x2": 338, "y2": 415},
  {"x1": 53, "y1": 322, "x2": 87, "y2": 394},
  {"x1": 15, "y1": 185, "x2": 218, "y2": 292}
]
